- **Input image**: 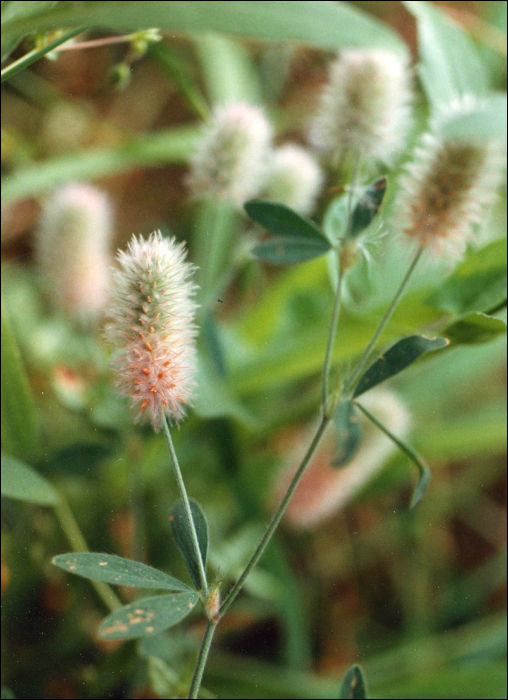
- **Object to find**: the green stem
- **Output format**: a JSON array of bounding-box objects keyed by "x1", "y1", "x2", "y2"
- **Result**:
[
  {"x1": 54, "y1": 496, "x2": 121, "y2": 612},
  {"x1": 321, "y1": 157, "x2": 362, "y2": 414},
  {"x1": 188, "y1": 620, "x2": 217, "y2": 699},
  {"x1": 1, "y1": 26, "x2": 87, "y2": 83},
  {"x1": 354, "y1": 400, "x2": 430, "y2": 508},
  {"x1": 321, "y1": 251, "x2": 343, "y2": 416},
  {"x1": 219, "y1": 415, "x2": 330, "y2": 618},
  {"x1": 162, "y1": 416, "x2": 208, "y2": 596},
  {"x1": 343, "y1": 245, "x2": 424, "y2": 396}
]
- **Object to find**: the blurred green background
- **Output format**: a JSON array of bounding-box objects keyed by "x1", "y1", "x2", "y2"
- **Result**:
[{"x1": 1, "y1": 1, "x2": 506, "y2": 698}]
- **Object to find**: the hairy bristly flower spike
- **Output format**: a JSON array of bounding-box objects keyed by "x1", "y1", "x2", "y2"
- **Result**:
[
  {"x1": 309, "y1": 49, "x2": 412, "y2": 167},
  {"x1": 395, "y1": 97, "x2": 506, "y2": 259},
  {"x1": 262, "y1": 144, "x2": 324, "y2": 216},
  {"x1": 187, "y1": 103, "x2": 272, "y2": 207},
  {"x1": 105, "y1": 232, "x2": 198, "y2": 431},
  {"x1": 36, "y1": 183, "x2": 112, "y2": 322}
]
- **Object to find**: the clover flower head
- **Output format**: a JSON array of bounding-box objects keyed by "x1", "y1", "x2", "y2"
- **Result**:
[
  {"x1": 262, "y1": 143, "x2": 324, "y2": 216},
  {"x1": 309, "y1": 49, "x2": 412, "y2": 166},
  {"x1": 187, "y1": 103, "x2": 273, "y2": 207},
  {"x1": 105, "y1": 232, "x2": 198, "y2": 431},
  {"x1": 36, "y1": 182, "x2": 112, "y2": 322},
  {"x1": 396, "y1": 96, "x2": 505, "y2": 259}
]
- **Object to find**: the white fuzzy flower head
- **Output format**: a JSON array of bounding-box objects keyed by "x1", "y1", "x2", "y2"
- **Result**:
[
  {"x1": 396, "y1": 97, "x2": 505, "y2": 259},
  {"x1": 262, "y1": 144, "x2": 324, "y2": 216},
  {"x1": 36, "y1": 183, "x2": 112, "y2": 322},
  {"x1": 105, "y1": 232, "x2": 198, "y2": 431},
  {"x1": 275, "y1": 390, "x2": 410, "y2": 530},
  {"x1": 309, "y1": 49, "x2": 412, "y2": 166},
  {"x1": 187, "y1": 103, "x2": 273, "y2": 207}
]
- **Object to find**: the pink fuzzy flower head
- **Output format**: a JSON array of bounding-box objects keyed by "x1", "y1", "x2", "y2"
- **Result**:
[
  {"x1": 105, "y1": 232, "x2": 198, "y2": 431},
  {"x1": 36, "y1": 183, "x2": 112, "y2": 322},
  {"x1": 396, "y1": 97, "x2": 506, "y2": 259},
  {"x1": 309, "y1": 49, "x2": 412, "y2": 167}
]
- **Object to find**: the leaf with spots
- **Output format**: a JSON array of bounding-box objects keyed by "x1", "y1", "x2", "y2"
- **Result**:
[
  {"x1": 99, "y1": 592, "x2": 199, "y2": 639},
  {"x1": 52, "y1": 552, "x2": 192, "y2": 592}
]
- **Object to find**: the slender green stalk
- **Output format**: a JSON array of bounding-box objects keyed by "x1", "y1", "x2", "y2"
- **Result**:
[
  {"x1": 354, "y1": 399, "x2": 430, "y2": 507},
  {"x1": 343, "y1": 245, "x2": 424, "y2": 396},
  {"x1": 162, "y1": 416, "x2": 208, "y2": 595},
  {"x1": 321, "y1": 250, "x2": 343, "y2": 415},
  {"x1": 321, "y1": 157, "x2": 361, "y2": 414},
  {"x1": 219, "y1": 415, "x2": 330, "y2": 618},
  {"x1": 1, "y1": 27, "x2": 87, "y2": 83},
  {"x1": 54, "y1": 496, "x2": 121, "y2": 612},
  {"x1": 188, "y1": 620, "x2": 217, "y2": 699}
]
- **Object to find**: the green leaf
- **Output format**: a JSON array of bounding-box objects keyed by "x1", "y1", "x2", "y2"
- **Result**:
[
  {"x1": 194, "y1": 34, "x2": 261, "y2": 105},
  {"x1": 353, "y1": 335, "x2": 449, "y2": 398},
  {"x1": 52, "y1": 552, "x2": 192, "y2": 592},
  {"x1": 339, "y1": 664, "x2": 368, "y2": 699},
  {"x1": 439, "y1": 93, "x2": 507, "y2": 144},
  {"x1": 348, "y1": 177, "x2": 388, "y2": 239},
  {"x1": 149, "y1": 41, "x2": 209, "y2": 119},
  {"x1": 247, "y1": 200, "x2": 331, "y2": 264},
  {"x1": 1, "y1": 297, "x2": 38, "y2": 459},
  {"x1": 193, "y1": 357, "x2": 254, "y2": 426},
  {"x1": 332, "y1": 401, "x2": 362, "y2": 468},
  {"x1": 323, "y1": 195, "x2": 350, "y2": 243},
  {"x1": 354, "y1": 400, "x2": 430, "y2": 508},
  {"x1": 1, "y1": 125, "x2": 200, "y2": 206},
  {"x1": 1, "y1": 2, "x2": 408, "y2": 61},
  {"x1": 0, "y1": 0, "x2": 56, "y2": 60},
  {"x1": 1, "y1": 451, "x2": 58, "y2": 506},
  {"x1": 245, "y1": 200, "x2": 329, "y2": 243},
  {"x1": 403, "y1": 0, "x2": 489, "y2": 108},
  {"x1": 170, "y1": 498, "x2": 209, "y2": 591},
  {"x1": 444, "y1": 312, "x2": 507, "y2": 345},
  {"x1": 427, "y1": 238, "x2": 507, "y2": 314},
  {"x1": 99, "y1": 592, "x2": 199, "y2": 639},
  {"x1": 252, "y1": 238, "x2": 331, "y2": 265}
]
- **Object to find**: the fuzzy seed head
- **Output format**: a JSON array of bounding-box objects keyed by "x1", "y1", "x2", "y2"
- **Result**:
[
  {"x1": 36, "y1": 183, "x2": 112, "y2": 322},
  {"x1": 396, "y1": 97, "x2": 505, "y2": 259},
  {"x1": 187, "y1": 103, "x2": 273, "y2": 207},
  {"x1": 105, "y1": 232, "x2": 198, "y2": 431},
  {"x1": 262, "y1": 144, "x2": 324, "y2": 216},
  {"x1": 309, "y1": 49, "x2": 412, "y2": 166},
  {"x1": 275, "y1": 390, "x2": 410, "y2": 530}
]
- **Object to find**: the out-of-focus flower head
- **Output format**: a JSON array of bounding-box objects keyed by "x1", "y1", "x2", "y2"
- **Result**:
[
  {"x1": 36, "y1": 182, "x2": 113, "y2": 323},
  {"x1": 309, "y1": 49, "x2": 413, "y2": 167},
  {"x1": 187, "y1": 103, "x2": 273, "y2": 207},
  {"x1": 395, "y1": 96, "x2": 506, "y2": 259},
  {"x1": 261, "y1": 143, "x2": 324, "y2": 216}
]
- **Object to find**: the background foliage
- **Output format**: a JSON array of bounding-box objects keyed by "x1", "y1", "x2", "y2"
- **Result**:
[{"x1": 1, "y1": 1, "x2": 506, "y2": 698}]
